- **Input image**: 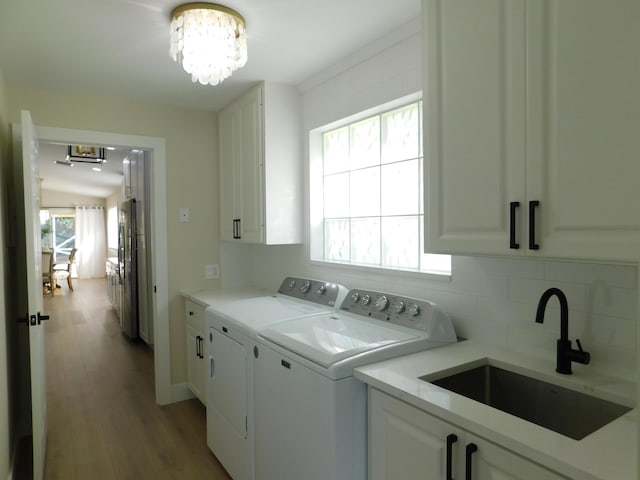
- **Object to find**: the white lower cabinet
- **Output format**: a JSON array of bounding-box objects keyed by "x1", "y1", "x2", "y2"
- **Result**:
[
  {"x1": 369, "y1": 389, "x2": 569, "y2": 480},
  {"x1": 184, "y1": 299, "x2": 206, "y2": 404}
]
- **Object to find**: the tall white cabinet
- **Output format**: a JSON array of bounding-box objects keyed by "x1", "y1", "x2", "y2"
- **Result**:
[
  {"x1": 424, "y1": 0, "x2": 640, "y2": 262},
  {"x1": 219, "y1": 81, "x2": 302, "y2": 244}
]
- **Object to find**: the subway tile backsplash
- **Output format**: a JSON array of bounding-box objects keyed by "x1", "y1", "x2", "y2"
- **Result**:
[{"x1": 226, "y1": 244, "x2": 638, "y2": 383}]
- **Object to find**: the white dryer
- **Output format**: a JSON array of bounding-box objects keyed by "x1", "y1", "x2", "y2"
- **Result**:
[
  {"x1": 205, "y1": 277, "x2": 347, "y2": 480},
  {"x1": 253, "y1": 289, "x2": 457, "y2": 480}
]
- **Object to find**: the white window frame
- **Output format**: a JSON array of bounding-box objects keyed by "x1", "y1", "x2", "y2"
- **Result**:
[{"x1": 309, "y1": 93, "x2": 451, "y2": 277}]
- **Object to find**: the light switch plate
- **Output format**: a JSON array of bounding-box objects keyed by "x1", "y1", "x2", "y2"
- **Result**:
[
  {"x1": 179, "y1": 207, "x2": 190, "y2": 223},
  {"x1": 205, "y1": 264, "x2": 219, "y2": 279}
]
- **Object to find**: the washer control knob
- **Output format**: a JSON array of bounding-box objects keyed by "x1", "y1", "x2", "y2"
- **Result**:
[
  {"x1": 408, "y1": 304, "x2": 420, "y2": 316},
  {"x1": 394, "y1": 301, "x2": 405, "y2": 314},
  {"x1": 351, "y1": 292, "x2": 360, "y2": 303},
  {"x1": 317, "y1": 284, "x2": 327, "y2": 295},
  {"x1": 300, "y1": 280, "x2": 311, "y2": 293},
  {"x1": 375, "y1": 295, "x2": 389, "y2": 311},
  {"x1": 360, "y1": 294, "x2": 371, "y2": 305},
  {"x1": 288, "y1": 279, "x2": 296, "y2": 289}
]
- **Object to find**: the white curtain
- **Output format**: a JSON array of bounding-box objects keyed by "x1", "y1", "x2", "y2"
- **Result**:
[{"x1": 75, "y1": 206, "x2": 107, "y2": 279}]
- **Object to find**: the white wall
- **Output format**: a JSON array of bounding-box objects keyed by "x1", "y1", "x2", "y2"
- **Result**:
[
  {"x1": 41, "y1": 189, "x2": 106, "y2": 208},
  {"x1": 221, "y1": 29, "x2": 637, "y2": 383}
]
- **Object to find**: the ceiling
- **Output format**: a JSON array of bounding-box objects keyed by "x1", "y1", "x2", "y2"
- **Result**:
[
  {"x1": 0, "y1": 0, "x2": 421, "y2": 198},
  {"x1": 38, "y1": 143, "x2": 132, "y2": 198}
]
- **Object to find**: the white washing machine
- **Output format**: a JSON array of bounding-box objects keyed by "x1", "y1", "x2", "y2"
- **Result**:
[
  {"x1": 253, "y1": 289, "x2": 457, "y2": 480},
  {"x1": 205, "y1": 277, "x2": 348, "y2": 480}
]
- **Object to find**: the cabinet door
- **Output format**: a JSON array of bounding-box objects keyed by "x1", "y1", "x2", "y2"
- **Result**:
[
  {"x1": 424, "y1": 0, "x2": 526, "y2": 256},
  {"x1": 219, "y1": 104, "x2": 238, "y2": 242},
  {"x1": 236, "y1": 85, "x2": 264, "y2": 243},
  {"x1": 186, "y1": 325, "x2": 204, "y2": 402},
  {"x1": 526, "y1": 0, "x2": 640, "y2": 262},
  {"x1": 369, "y1": 389, "x2": 463, "y2": 480},
  {"x1": 466, "y1": 433, "x2": 569, "y2": 480},
  {"x1": 219, "y1": 85, "x2": 265, "y2": 244}
]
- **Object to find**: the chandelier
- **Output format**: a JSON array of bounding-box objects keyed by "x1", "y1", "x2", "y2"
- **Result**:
[
  {"x1": 169, "y1": 3, "x2": 247, "y2": 86},
  {"x1": 54, "y1": 145, "x2": 107, "y2": 167}
]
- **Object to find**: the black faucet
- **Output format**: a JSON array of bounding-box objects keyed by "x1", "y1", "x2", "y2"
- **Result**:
[{"x1": 535, "y1": 287, "x2": 590, "y2": 374}]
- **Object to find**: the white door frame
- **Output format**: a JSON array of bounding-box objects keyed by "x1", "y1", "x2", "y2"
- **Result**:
[{"x1": 35, "y1": 125, "x2": 172, "y2": 405}]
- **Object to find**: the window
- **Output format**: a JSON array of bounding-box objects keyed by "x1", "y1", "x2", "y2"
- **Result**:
[
  {"x1": 310, "y1": 98, "x2": 450, "y2": 275},
  {"x1": 40, "y1": 209, "x2": 76, "y2": 262}
]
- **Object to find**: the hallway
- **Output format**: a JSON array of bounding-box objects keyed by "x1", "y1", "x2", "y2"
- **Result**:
[{"x1": 43, "y1": 278, "x2": 231, "y2": 479}]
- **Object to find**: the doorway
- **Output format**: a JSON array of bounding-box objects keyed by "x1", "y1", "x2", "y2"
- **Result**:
[{"x1": 34, "y1": 126, "x2": 171, "y2": 404}]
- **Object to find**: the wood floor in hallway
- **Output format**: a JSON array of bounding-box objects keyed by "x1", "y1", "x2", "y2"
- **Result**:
[{"x1": 43, "y1": 278, "x2": 231, "y2": 480}]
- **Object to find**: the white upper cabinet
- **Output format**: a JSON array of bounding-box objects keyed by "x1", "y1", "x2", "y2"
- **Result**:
[
  {"x1": 219, "y1": 81, "x2": 303, "y2": 245},
  {"x1": 424, "y1": 0, "x2": 640, "y2": 262}
]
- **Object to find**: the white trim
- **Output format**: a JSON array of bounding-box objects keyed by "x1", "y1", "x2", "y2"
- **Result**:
[
  {"x1": 171, "y1": 382, "x2": 196, "y2": 403},
  {"x1": 33, "y1": 126, "x2": 172, "y2": 405}
]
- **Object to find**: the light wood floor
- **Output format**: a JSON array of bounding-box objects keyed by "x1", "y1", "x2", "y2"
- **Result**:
[{"x1": 43, "y1": 278, "x2": 231, "y2": 480}]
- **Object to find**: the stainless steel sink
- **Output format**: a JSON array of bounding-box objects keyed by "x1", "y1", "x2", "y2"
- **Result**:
[{"x1": 421, "y1": 363, "x2": 632, "y2": 440}]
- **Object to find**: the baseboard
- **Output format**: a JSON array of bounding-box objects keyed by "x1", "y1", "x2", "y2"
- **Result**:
[{"x1": 171, "y1": 383, "x2": 196, "y2": 403}]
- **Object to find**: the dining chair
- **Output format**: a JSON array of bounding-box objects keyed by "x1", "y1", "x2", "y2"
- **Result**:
[
  {"x1": 42, "y1": 250, "x2": 54, "y2": 295},
  {"x1": 53, "y1": 247, "x2": 77, "y2": 292}
]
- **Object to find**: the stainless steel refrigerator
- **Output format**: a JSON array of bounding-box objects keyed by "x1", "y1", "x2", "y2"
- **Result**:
[{"x1": 118, "y1": 198, "x2": 138, "y2": 339}]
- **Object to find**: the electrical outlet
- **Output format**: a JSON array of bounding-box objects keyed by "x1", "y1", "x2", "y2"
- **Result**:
[{"x1": 205, "y1": 264, "x2": 219, "y2": 279}]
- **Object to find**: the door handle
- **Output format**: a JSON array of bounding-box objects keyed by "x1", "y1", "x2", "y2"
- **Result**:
[
  {"x1": 465, "y1": 443, "x2": 478, "y2": 480},
  {"x1": 446, "y1": 433, "x2": 458, "y2": 480},
  {"x1": 196, "y1": 335, "x2": 201, "y2": 358},
  {"x1": 529, "y1": 200, "x2": 540, "y2": 250},
  {"x1": 509, "y1": 201, "x2": 520, "y2": 249},
  {"x1": 37, "y1": 312, "x2": 50, "y2": 325}
]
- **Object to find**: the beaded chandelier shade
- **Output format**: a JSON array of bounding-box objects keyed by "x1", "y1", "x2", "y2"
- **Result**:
[{"x1": 169, "y1": 3, "x2": 247, "y2": 86}]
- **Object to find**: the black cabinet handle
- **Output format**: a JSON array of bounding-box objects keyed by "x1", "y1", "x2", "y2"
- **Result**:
[
  {"x1": 196, "y1": 335, "x2": 201, "y2": 358},
  {"x1": 232, "y1": 219, "x2": 242, "y2": 239},
  {"x1": 465, "y1": 443, "x2": 478, "y2": 480},
  {"x1": 509, "y1": 201, "x2": 520, "y2": 249},
  {"x1": 529, "y1": 200, "x2": 540, "y2": 250},
  {"x1": 446, "y1": 434, "x2": 458, "y2": 480}
]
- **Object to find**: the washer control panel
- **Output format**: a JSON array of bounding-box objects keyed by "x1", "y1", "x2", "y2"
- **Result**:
[
  {"x1": 340, "y1": 289, "x2": 439, "y2": 332},
  {"x1": 277, "y1": 277, "x2": 347, "y2": 307}
]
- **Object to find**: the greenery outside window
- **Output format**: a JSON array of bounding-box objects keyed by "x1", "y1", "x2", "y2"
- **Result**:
[{"x1": 40, "y1": 209, "x2": 76, "y2": 262}]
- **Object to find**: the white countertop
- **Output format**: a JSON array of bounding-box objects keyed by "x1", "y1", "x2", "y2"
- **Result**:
[
  {"x1": 354, "y1": 341, "x2": 637, "y2": 480},
  {"x1": 182, "y1": 286, "x2": 271, "y2": 308}
]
